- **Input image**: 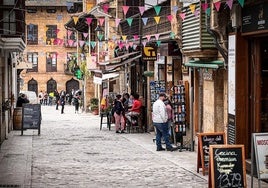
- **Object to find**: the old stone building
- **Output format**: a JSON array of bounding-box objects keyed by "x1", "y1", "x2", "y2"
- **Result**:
[{"x1": 22, "y1": 0, "x2": 95, "y2": 107}]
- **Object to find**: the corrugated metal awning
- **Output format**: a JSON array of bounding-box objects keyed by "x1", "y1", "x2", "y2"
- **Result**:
[{"x1": 185, "y1": 60, "x2": 224, "y2": 69}]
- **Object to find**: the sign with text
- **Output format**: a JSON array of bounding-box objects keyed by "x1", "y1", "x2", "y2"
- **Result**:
[
  {"x1": 242, "y1": 3, "x2": 268, "y2": 34},
  {"x1": 142, "y1": 46, "x2": 157, "y2": 61},
  {"x1": 22, "y1": 104, "x2": 41, "y2": 135},
  {"x1": 209, "y1": 145, "x2": 246, "y2": 188},
  {"x1": 197, "y1": 132, "x2": 226, "y2": 175},
  {"x1": 252, "y1": 133, "x2": 268, "y2": 180}
]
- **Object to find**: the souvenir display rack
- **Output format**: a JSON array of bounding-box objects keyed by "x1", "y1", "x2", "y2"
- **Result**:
[
  {"x1": 171, "y1": 82, "x2": 188, "y2": 151},
  {"x1": 149, "y1": 80, "x2": 166, "y2": 105}
]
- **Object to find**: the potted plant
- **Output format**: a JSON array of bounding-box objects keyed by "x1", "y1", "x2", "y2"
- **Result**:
[{"x1": 90, "y1": 97, "x2": 99, "y2": 115}]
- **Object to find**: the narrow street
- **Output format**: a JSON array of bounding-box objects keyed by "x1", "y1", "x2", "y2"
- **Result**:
[{"x1": 0, "y1": 105, "x2": 267, "y2": 187}]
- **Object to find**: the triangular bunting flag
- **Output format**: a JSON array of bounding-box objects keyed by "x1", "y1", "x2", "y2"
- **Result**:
[
  {"x1": 83, "y1": 33, "x2": 88, "y2": 38},
  {"x1": 142, "y1": 41, "x2": 147, "y2": 47},
  {"x1": 119, "y1": 42, "x2": 124, "y2": 50},
  {"x1": 68, "y1": 39, "x2": 74, "y2": 46},
  {"x1": 125, "y1": 43, "x2": 130, "y2": 50},
  {"x1": 67, "y1": 30, "x2": 72, "y2": 37},
  {"x1": 86, "y1": 18, "x2": 93, "y2": 26},
  {"x1": 99, "y1": 18, "x2": 105, "y2": 26},
  {"x1": 90, "y1": 41, "x2": 96, "y2": 48},
  {"x1": 201, "y1": 3, "x2": 209, "y2": 11},
  {"x1": 73, "y1": 16, "x2": 79, "y2": 25},
  {"x1": 139, "y1": 6, "x2": 145, "y2": 16},
  {"x1": 66, "y1": 2, "x2": 73, "y2": 11},
  {"x1": 154, "y1": 6, "x2": 161, "y2": 16},
  {"x1": 97, "y1": 34, "x2": 104, "y2": 41},
  {"x1": 122, "y1": 6, "x2": 129, "y2": 16},
  {"x1": 79, "y1": 40, "x2": 85, "y2": 47},
  {"x1": 179, "y1": 13, "x2": 186, "y2": 21},
  {"x1": 172, "y1": 6, "x2": 179, "y2": 14},
  {"x1": 57, "y1": 15, "x2": 63, "y2": 22},
  {"x1": 238, "y1": 0, "x2": 244, "y2": 7},
  {"x1": 189, "y1": 4, "x2": 196, "y2": 14},
  {"x1": 154, "y1": 16, "x2": 160, "y2": 24},
  {"x1": 206, "y1": 8, "x2": 211, "y2": 16},
  {"x1": 133, "y1": 35, "x2": 139, "y2": 40},
  {"x1": 133, "y1": 44, "x2": 137, "y2": 50},
  {"x1": 102, "y1": 4, "x2": 109, "y2": 13},
  {"x1": 122, "y1": 35, "x2": 127, "y2": 41},
  {"x1": 115, "y1": 18, "x2": 121, "y2": 28},
  {"x1": 146, "y1": 35, "x2": 151, "y2": 41},
  {"x1": 167, "y1": 15, "x2": 173, "y2": 22},
  {"x1": 155, "y1": 34, "x2": 160, "y2": 40},
  {"x1": 226, "y1": 0, "x2": 233, "y2": 9},
  {"x1": 170, "y1": 32, "x2": 175, "y2": 39},
  {"x1": 142, "y1": 17, "x2": 148, "y2": 25},
  {"x1": 112, "y1": 35, "x2": 117, "y2": 41},
  {"x1": 194, "y1": 10, "x2": 200, "y2": 17},
  {"x1": 214, "y1": 1, "x2": 221, "y2": 11},
  {"x1": 126, "y1": 18, "x2": 133, "y2": 26},
  {"x1": 156, "y1": 41, "x2": 161, "y2": 47},
  {"x1": 129, "y1": 41, "x2": 134, "y2": 47}
]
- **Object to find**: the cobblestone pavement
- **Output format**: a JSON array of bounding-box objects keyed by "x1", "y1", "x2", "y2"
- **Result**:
[{"x1": 0, "y1": 105, "x2": 267, "y2": 188}]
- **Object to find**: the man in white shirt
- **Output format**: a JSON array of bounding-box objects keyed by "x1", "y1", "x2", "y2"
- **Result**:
[{"x1": 152, "y1": 93, "x2": 177, "y2": 152}]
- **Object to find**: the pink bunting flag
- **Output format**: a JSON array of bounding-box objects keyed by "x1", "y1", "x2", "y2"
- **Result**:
[
  {"x1": 194, "y1": 10, "x2": 200, "y2": 17},
  {"x1": 213, "y1": 1, "x2": 221, "y2": 11},
  {"x1": 167, "y1": 15, "x2": 173, "y2": 22},
  {"x1": 179, "y1": 13, "x2": 186, "y2": 21},
  {"x1": 133, "y1": 35, "x2": 139, "y2": 41},
  {"x1": 226, "y1": 0, "x2": 233, "y2": 9},
  {"x1": 83, "y1": 33, "x2": 88, "y2": 38},
  {"x1": 129, "y1": 41, "x2": 134, "y2": 47},
  {"x1": 125, "y1": 43, "x2": 130, "y2": 50},
  {"x1": 115, "y1": 18, "x2": 121, "y2": 28},
  {"x1": 155, "y1": 34, "x2": 160, "y2": 40},
  {"x1": 99, "y1": 18, "x2": 105, "y2": 26},
  {"x1": 146, "y1": 35, "x2": 151, "y2": 41},
  {"x1": 56, "y1": 29, "x2": 60, "y2": 34},
  {"x1": 67, "y1": 30, "x2": 72, "y2": 37},
  {"x1": 142, "y1": 41, "x2": 147, "y2": 47},
  {"x1": 102, "y1": 4, "x2": 109, "y2": 13},
  {"x1": 119, "y1": 42, "x2": 124, "y2": 50},
  {"x1": 201, "y1": 3, "x2": 209, "y2": 11},
  {"x1": 138, "y1": 6, "x2": 145, "y2": 16},
  {"x1": 122, "y1": 6, "x2": 129, "y2": 16},
  {"x1": 86, "y1": 18, "x2": 93, "y2": 26},
  {"x1": 68, "y1": 39, "x2": 74, "y2": 46},
  {"x1": 79, "y1": 40, "x2": 85, "y2": 47}
]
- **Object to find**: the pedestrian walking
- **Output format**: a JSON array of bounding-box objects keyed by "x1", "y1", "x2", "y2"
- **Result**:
[
  {"x1": 164, "y1": 98, "x2": 173, "y2": 136},
  {"x1": 152, "y1": 93, "x2": 177, "y2": 152},
  {"x1": 54, "y1": 90, "x2": 60, "y2": 110},
  {"x1": 38, "y1": 91, "x2": 43, "y2": 105},
  {"x1": 59, "y1": 95, "x2": 65, "y2": 114},
  {"x1": 113, "y1": 94, "x2": 125, "y2": 133},
  {"x1": 73, "y1": 94, "x2": 80, "y2": 113}
]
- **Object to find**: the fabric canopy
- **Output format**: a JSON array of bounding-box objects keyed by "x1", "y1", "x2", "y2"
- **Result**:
[{"x1": 184, "y1": 60, "x2": 224, "y2": 69}]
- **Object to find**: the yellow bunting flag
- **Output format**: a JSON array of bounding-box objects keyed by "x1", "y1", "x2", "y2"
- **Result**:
[
  {"x1": 154, "y1": 16, "x2": 160, "y2": 24},
  {"x1": 73, "y1": 16, "x2": 79, "y2": 25},
  {"x1": 189, "y1": 4, "x2": 196, "y2": 14},
  {"x1": 122, "y1": 35, "x2": 127, "y2": 41}
]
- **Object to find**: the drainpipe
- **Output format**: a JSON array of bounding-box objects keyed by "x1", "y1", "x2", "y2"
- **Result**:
[{"x1": 205, "y1": 0, "x2": 228, "y2": 67}]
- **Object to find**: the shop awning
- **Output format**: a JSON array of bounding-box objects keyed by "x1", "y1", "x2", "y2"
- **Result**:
[
  {"x1": 98, "y1": 51, "x2": 140, "y2": 65},
  {"x1": 105, "y1": 54, "x2": 141, "y2": 71},
  {"x1": 184, "y1": 60, "x2": 224, "y2": 69},
  {"x1": 102, "y1": 73, "x2": 119, "y2": 80}
]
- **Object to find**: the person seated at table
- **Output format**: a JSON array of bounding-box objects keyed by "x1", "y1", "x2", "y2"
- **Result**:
[{"x1": 125, "y1": 93, "x2": 142, "y2": 124}]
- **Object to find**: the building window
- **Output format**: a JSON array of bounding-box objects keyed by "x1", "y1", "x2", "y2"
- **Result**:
[
  {"x1": 46, "y1": 25, "x2": 57, "y2": 45},
  {"x1": 46, "y1": 52, "x2": 57, "y2": 72},
  {"x1": 27, "y1": 52, "x2": 38, "y2": 72},
  {"x1": 27, "y1": 24, "x2": 38, "y2": 44},
  {"x1": 3, "y1": 10, "x2": 16, "y2": 35}
]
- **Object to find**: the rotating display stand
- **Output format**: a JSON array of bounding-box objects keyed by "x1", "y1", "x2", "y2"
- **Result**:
[{"x1": 171, "y1": 83, "x2": 188, "y2": 151}]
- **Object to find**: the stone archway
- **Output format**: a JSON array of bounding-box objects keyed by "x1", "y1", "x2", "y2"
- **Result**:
[
  {"x1": 28, "y1": 78, "x2": 38, "y2": 94},
  {"x1": 47, "y1": 78, "x2": 57, "y2": 94},
  {"x1": 66, "y1": 78, "x2": 79, "y2": 94}
]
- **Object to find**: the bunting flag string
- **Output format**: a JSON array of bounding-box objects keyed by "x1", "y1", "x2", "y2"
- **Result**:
[
  {"x1": 126, "y1": 18, "x2": 133, "y2": 26},
  {"x1": 154, "y1": 6, "x2": 161, "y2": 16}
]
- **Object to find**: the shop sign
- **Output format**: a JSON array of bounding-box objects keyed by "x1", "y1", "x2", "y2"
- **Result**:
[
  {"x1": 242, "y1": 3, "x2": 268, "y2": 34},
  {"x1": 142, "y1": 46, "x2": 157, "y2": 61}
]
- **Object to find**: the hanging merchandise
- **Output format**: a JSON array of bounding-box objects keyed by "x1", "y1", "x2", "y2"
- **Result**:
[{"x1": 171, "y1": 81, "x2": 187, "y2": 150}]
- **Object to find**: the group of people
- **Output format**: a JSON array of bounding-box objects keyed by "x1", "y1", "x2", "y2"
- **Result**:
[{"x1": 108, "y1": 92, "x2": 142, "y2": 134}]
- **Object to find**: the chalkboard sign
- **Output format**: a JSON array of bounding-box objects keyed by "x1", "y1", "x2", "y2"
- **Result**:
[
  {"x1": 197, "y1": 132, "x2": 226, "y2": 175},
  {"x1": 252, "y1": 133, "x2": 268, "y2": 180},
  {"x1": 209, "y1": 145, "x2": 246, "y2": 188},
  {"x1": 22, "y1": 104, "x2": 41, "y2": 135}
]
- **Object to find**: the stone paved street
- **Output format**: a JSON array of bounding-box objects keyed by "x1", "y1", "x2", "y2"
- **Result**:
[{"x1": 0, "y1": 105, "x2": 267, "y2": 187}]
